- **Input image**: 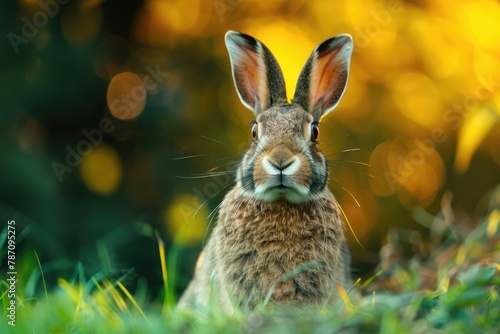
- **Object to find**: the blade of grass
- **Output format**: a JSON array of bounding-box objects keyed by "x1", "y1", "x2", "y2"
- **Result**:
[
  {"x1": 360, "y1": 269, "x2": 384, "y2": 289},
  {"x1": 34, "y1": 250, "x2": 48, "y2": 301},
  {"x1": 104, "y1": 279, "x2": 128, "y2": 312},
  {"x1": 156, "y1": 230, "x2": 170, "y2": 314},
  {"x1": 92, "y1": 277, "x2": 117, "y2": 311},
  {"x1": 167, "y1": 243, "x2": 180, "y2": 307},
  {"x1": 338, "y1": 284, "x2": 353, "y2": 313},
  {"x1": 116, "y1": 281, "x2": 149, "y2": 323}
]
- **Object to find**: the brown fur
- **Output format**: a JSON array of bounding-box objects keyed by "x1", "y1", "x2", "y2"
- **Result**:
[
  {"x1": 179, "y1": 187, "x2": 347, "y2": 311},
  {"x1": 178, "y1": 31, "x2": 354, "y2": 312}
]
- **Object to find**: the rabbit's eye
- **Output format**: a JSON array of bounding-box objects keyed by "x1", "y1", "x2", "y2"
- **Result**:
[
  {"x1": 251, "y1": 123, "x2": 258, "y2": 140},
  {"x1": 311, "y1": 124, "x2": 320, "y2": 141}
]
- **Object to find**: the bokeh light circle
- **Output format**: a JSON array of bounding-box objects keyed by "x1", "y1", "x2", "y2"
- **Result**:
[
  {"x1": 107, "y1": 72, "x2": 146, "y2": 120},
  {"x1": 80, "y1": 144, "x2": 122, "y2": 195}
]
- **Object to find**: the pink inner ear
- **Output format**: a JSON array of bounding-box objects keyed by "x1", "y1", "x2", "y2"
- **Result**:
[
  {"x1": 310, "y1": 48, "x2": 342, "y2": 111},
  {"x1": 234, "y1": 47, "x2": 266, "y2": 109}
]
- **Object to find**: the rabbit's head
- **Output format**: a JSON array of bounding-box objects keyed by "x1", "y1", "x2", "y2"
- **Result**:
[{"x1": 225, "y1": 31, "x2": 353, "y2": 203}]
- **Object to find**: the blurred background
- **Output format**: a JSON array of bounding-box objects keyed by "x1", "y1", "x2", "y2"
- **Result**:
[{"x1": 1, "y1": 0, "x2": 499, "y2": 301}]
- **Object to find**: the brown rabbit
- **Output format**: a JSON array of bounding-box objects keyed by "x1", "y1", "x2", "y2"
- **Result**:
[{"x1": 178, "y1": 31, "x2": 354, "y2": 312}]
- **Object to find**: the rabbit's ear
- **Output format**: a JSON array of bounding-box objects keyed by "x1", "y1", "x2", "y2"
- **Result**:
[
  {"x1": 293, "y1": 34, "x2": 353, "y2": 121},
  {"x1": 225, "y1": 31, "x2": 287, "y2": 115}
]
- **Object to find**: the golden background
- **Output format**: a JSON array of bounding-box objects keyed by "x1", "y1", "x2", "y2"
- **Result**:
[{"x1": 2, "y1": 0, "x2": 499, "y2": 295}]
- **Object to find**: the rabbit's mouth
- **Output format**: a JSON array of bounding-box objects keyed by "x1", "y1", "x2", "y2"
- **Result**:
[{"x1": 253, "y1": 180, "x2": 310, "y2": 203}]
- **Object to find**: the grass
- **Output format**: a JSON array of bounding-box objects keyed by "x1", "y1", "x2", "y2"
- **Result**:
[{"x1": 1, "y1": 188, "x2": 500, "y2": 333}]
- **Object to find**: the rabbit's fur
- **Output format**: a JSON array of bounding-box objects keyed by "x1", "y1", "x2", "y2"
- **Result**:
[{"x1": 179, "y1": 31, "x2": 354, "y2": 312}]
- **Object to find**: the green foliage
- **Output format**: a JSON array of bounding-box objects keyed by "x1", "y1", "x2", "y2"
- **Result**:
[
  {"x1": 0, "y1": 263, "x2": 499, "y2": 333},
  {"x1": 1, "y1": 204, "x2": 499, "y2": 334}
]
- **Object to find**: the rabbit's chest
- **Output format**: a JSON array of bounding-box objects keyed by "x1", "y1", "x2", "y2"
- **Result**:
[{"x1": 216, "y1": 196, "x2": 344, "y2": 305}]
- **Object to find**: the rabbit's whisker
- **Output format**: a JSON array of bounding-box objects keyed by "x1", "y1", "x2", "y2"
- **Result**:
[
  {"x1": 194, "y1": 172, "x2": 266, "y2": 226},
  {"x1": 330, "y1": 178, "x2": 361, "y2": 208},
  {"x1": 342, "y1": 160, "x2": 370, "y2": 167},
  {"x1": 327, "y1": 159, "x2": 376, "y2": 179},
  {"x1": 327, "y1": 160, "x2": 370, "y2": 167},
  {"x1": 315, "y1": 197, "x2": 329, "y2": 261},
  {"x1": 328, "y1": 164, "x2": 376, "y2": 179},
  {"x1": 323, "y1": 147, "x2": 361, "y2": 156},
  {"x1": 176, "y1": 159, "x2": 240, "y2": 179},
  {"x1": 336, "y1": 199, "x2": 364, "y2": 249},
  {"x1": 196, "y1": 174, "x2": 259, "y2": 246},
  {"x1": 192, "y1": 179, "x2": 237, "y2": 219},
  {"x1": 171, "y1": 153, "x2": 237, "y2": 160},
  {"x1": 175, "y1": 173, "x2": 236, "y2": 180},
  {"x1": 339, "y1": 148, "x2": 361, "y2": 153},
  {"x1": 175, "y1": 169, "x2": 237, "y2": 178},
  {"x1": 318, "y1": 138, "x2": 355, "y2": 152},
  {"x1": 202, "y1": 201, "x2": 225, "y2": 247},
  {"x1": 214, "y1": 157, "x2": 240, "y2": 162},
  {"x1": 200, "y1": 135, "x2": 246, "y2": 153},
  {"x1": 253, "y1": 138, "x2": 268, "y2": 156}
]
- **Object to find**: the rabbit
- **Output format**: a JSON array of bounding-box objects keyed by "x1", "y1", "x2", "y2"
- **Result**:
[{"x1": 178, "y1": 30, "x2": 354, "y2": 312}]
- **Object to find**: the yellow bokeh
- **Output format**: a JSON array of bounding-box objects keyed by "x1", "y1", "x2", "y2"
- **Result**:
[
  {"x1": 165, "y1": 194, "x2": 208, "y2": 246},
  {"x1": 410, "y1": 18, "x2": 460, "y2": 79},
  {"x1": 337, "y1": 72, "x2": 369, "y2": 119},
  {"x1": 345, "y1": 1, "x2": 376, "y2": 27},
  {"x1": 369, "y1": 141, "x2": 397, "y2": 197},
  {"x1": 487, "y1": 209, "x2": 500, "y2": 238},
  {"x1": 80, "y1": 144, "x2": 122, "y2": 195},
  {"x1": 474, "y1": 47, "x2": 500, "y2": 89},
  {"x1": 369, "y1": 136, "x2": 445, "y2": 208},
  {"x1": 458, "y1": 1, "x2": 500, "y2": 51},
  {"x1": 398, "y1": 161, "x2": 441, "y2": 209},
  {"x1": 455, "y1": 106, "x2": 497, "y2": 174},
  {"x1": 134, "y1": 0, "x2": 212, "y2": 44},
  {"x1": 390, "y1": 72, "x2": 443, "y2": 128},
  {"x1": 242, "y1": 21, "x2": 315, "y2": 100}
]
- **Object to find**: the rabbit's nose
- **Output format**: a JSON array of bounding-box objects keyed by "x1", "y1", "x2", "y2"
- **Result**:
[
  {"x1": 264, "y1": 147, "x2": 299, "y2": 173},
  {"x1": 268, "y1": 157, "x2": 295, "y2": 171}
]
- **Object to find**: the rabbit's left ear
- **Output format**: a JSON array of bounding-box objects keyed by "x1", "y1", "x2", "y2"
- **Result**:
[
  {"x1": 293, "y1": 34, "x2": 353, "y2": 121},
  {"x1": 225, "y1": 31, "x2": 287, "y2": 115}
]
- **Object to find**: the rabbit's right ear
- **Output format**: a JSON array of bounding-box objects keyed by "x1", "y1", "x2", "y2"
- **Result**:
[
  {"x1": 293, "y1": 34, "x2": 353, "y2": 121},
  {"x1": 225, "y1": 31, "x2": 287, "y2": 115}
]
